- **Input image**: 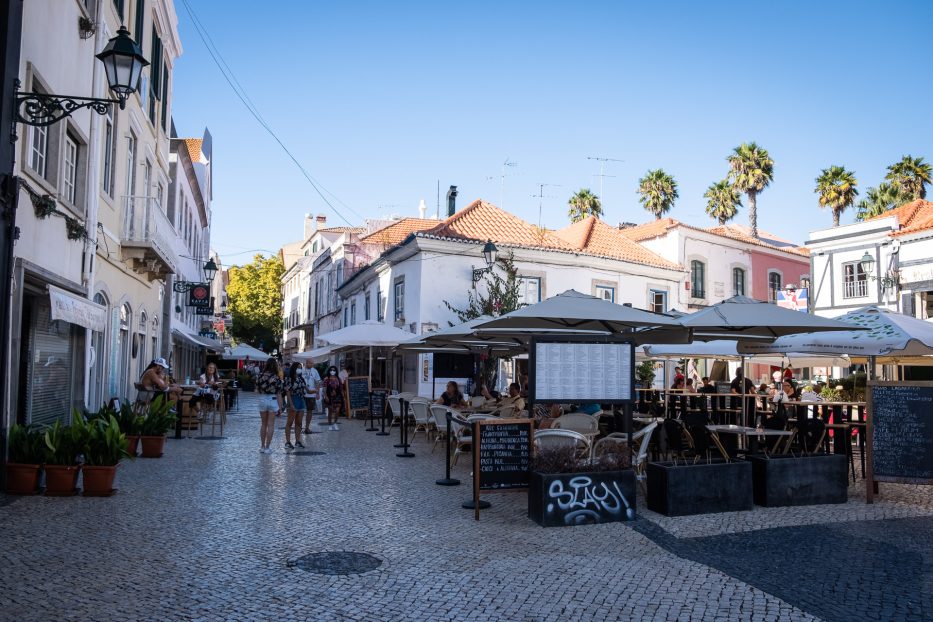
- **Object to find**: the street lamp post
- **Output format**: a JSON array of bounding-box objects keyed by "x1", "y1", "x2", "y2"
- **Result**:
[
  {"x1": 173, "y1": 258, "x2": 219, "y2": 293},
  {"x1": 471, "y1": 240, "x2": 499, "y2": 285}
]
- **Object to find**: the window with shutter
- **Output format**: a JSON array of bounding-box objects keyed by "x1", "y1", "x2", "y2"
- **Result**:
[
  {"x1": 23, "y1": 296, "x2": 76, "y2": 426},
  {"x1": 134, "y1": 0, "x2": 145, "y2": 43}
]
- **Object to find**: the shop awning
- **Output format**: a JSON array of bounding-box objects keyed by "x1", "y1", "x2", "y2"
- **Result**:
[
  {"x1": 49, "y1": 285, "x2": 106, "y2": 332},
  {"x1": 172, "y1": 329, "x2": 223, "y2": 352}
]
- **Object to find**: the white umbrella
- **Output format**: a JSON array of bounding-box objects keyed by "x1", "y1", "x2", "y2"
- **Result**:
[
  {"x1": 643, "y1": 340, "x2": 850, "y2": 367},
  {"x1": 681, "y1": 295, "x2": 859, "y2": 340},
  {"x1": 738, "y1": 306, "x2": 933, "y2": 374},
  {"x1": 224, "y1": 343, "x2": 269, "y2": 361},
  {"x1": 292, "y1": 345, "x2": 342, "y2": 363},
  {"x1": 317, "y1": 320, "x2": 415, "y2": 381}
]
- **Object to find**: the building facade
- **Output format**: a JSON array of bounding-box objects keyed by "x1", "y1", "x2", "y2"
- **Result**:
[{"x1": 9, "y1": 0, "x2": 182, "y2": 427}]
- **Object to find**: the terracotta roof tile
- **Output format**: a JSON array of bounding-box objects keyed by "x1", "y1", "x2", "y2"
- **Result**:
[
  {"x1": 868, "y1": 199, "x2": 933, "y2": 237},
  {"x1": 419, "y1": 199, "x2": 576, "y2": 250},
  {"x1": 620, "y1": 217, "x2": 806, "y2": 256},
  {"x1": 360, "y1": 218, "x2": 440, "y2": 246},
  {"x1": 618, "y1": 217, "x2": 680, "y2": 241},
  {"x1": 554, "y1": 217, "x2": 681, "y2": 270},
  {"x1": 183, "y1": 138, "x2": 203, "y2": 161},
  {"x1": 319, "y1": 226, "x2": 363, "y2": 234}
]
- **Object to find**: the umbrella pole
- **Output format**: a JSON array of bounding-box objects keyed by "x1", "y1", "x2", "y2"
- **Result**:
[{"x1": 369, "y1": 346, "x2": 373, "y2": 385}]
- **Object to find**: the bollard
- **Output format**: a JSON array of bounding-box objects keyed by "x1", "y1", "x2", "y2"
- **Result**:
[
  {"x1": 396, "y1": 397, "x2": 414, "y2": 458},
  {"x1": 436, "y1": 410, "x2": 460, "y2": 486},
  {"x1": 365, "y1": 392, "x2": 378, "y2": 432}
]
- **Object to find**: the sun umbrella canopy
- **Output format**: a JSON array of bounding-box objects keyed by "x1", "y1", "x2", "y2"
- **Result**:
[
  {"x1": 737, "y1": 305, "x2": 933, "y2": 360},
  {"x1": 317, "y1": 320, "x2": 415, "y2": 347},
  {"x1": 224, "y1": 343, "x2": 269, "y2": 361},
  {"x1": 643, "y1": 340, "x2": 850, "y2": 367},
  {"x1": 474, "y1": 290, "x2": 682, "y2": 337},
  {"x1": 292, "y1": 345, "x2": 342, "y2": 363},
  {"x1": 679, "y1": 296, "x2": 860, "y2": 340}
]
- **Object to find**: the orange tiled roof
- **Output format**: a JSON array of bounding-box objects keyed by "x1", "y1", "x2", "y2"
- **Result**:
[
  {"x1": 620, "y1": 217, "x2": 806, "y2": 256},
  {"x1": 867, "y1": 199, "x2": 933, "y2": 237},
  {"x1": 617, "y1": 217, "x2": 681, "y2": 241},
  {"x1": 319, "y1": 226, "x2": 363, "y2": 234},
  {"x1": 420, "y1": 199, "x2": 576, "y2": 250},
  {"x1": 554, "y1": 217, "x2": 681, "y2": 270},
  {"x1": 183, "y1": 138, "x2": 203, "y2": 161},
  {"x1": 360, "y1": 218, "x2": 440, "y2": 246}
]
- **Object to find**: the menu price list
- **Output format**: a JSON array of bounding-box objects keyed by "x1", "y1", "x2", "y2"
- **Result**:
[
  {"x1": 535, "y1": 342, "x2": 632, "y2": 402},
  {"x1": 477, "y1": 423, "x2": 532, "y2": 490},
  {"x1": 872, "y1": 385, "x2": 933, "y2": 480}
]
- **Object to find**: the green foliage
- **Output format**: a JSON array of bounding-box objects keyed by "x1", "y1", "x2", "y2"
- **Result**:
[
  {"x1": 532, "y1": 444, "x2": 631, "y2": 474},
  {"x1": 236, "y1": 371, "x2": 255, "y2": 390},
  {"x1": 139, "y1": 396, "x2": 177, "y2": 436},
  {"x1": 226, "y1": 253, "x2": 285, "y2": 349},
  {"x1": 8, "y1": 424, "x2": 46, "y2": 464},
  {"x1": 83, "y1": 415, "x2": 129, "y2": 467},
  {"x1": 727, "y1": 142, "x2": 774, "y2": 239},
  {"x1": 637, "y1": 169, "x2": 679, "y2": 220},
  {"x1": 86, "y1": 402, "x2": 143, "y2": 436},
  {"x1": 567, "y1": 188, "x2": 603, "y2": 223},
  {"x1": 856, "y1": 182, "x2": 908, "y2": 221},
  {"x1": 635, "y1": 360, "x2": 657, "y2": 388},
  {"x1": 704, "y1": 179, "x2": 741, "y2": 225},
  {"x1": 43, "y1": 415, "x2": 89, "y2": 466},
  {"x1": 885, "y1": 155, "x2": 932, "y2": 200},
  {"x1": 443, "y1": 251, "x2": 524, "y2": 323},
  {"x1": 815, "y1": 165, "x2": 859, "y2": 227}
]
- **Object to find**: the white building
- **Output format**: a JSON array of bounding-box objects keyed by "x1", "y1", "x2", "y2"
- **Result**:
[
  {"x1": 808, "y1": 199, "x2": 933, "y2": 319},
  {"x1": 164, "y1": 130, "x2": 221, "y2": 382},
  {"x1": 337, "y1": 200, "x2": 686, "y2": 395},
  {"x1": 10, "y1": 0, "x2": 182, "y2": 426}
]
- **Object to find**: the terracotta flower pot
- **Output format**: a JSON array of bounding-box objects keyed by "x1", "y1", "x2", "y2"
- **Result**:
[
  {"x1": 82, "y1": 464, "x2": 118, "y2": 497},
  {"x1": 44, "y1": 464, "x2": 81, "y2": 496},
  {"x1": 139, "y1": 435, "x2": 166, "y2": 458},
  {"x1": 125, "y1": 435, "x2": 140, "y2": 457},
  {"x1": 5, "y1": 463, "x2": 41, "y2": 495}
]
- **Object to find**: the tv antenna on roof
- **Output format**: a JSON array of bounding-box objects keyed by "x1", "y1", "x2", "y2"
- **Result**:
[
  {"x1": 531, "y1": 183, "x2": 562, "y2": 229},
  {"x1": 587, "y1": 156, "x2": 624, "y2": 208},
  {"x1": 499, "y1": 158, "x2": 518, "y2": 209}
]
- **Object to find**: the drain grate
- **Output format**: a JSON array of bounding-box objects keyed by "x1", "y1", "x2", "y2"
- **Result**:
[
  {"x1": 290, "y1": 451, "x2": 326, "y2": 456},
  {"x1": 290, "y1": 551, "x2": 382, "y2": 575}
]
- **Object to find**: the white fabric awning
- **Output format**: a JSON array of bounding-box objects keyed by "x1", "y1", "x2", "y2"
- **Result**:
[
  {"x1": 49, "y1": 285, "x2": 106, "y2": 332},
  {"x1": 293, "y1": 345, "x2": 340, "y2": 363}
]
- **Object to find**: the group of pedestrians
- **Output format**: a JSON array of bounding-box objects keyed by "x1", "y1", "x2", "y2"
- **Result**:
[{"x1": 254, "y1": 358, "x2": 346, "y2": 454}]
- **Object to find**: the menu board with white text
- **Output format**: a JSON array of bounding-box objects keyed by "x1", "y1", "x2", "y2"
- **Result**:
[{"x1": 531, "y1": 340, "x2": 634, "y2": 403}]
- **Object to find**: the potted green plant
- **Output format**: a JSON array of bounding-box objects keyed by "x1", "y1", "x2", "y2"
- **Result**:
[
  {"x1": 139, "y1": 396, "x2": 177, "y2": 458},
  {"x1": 5, "y1": 423, "x2": 45, "y2": 494},
  {"x1": 43, "y1": 417, "x2": 87, "y2": 496},
  {"x1": 528, "y1": 445, "x2": 635, "y2": 527},
  {"x1": 81, "y1": 414, "x2": 130, "y2": 496}
]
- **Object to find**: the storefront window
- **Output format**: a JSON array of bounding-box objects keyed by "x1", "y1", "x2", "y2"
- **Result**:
[
  {"x1": 22, "y1": 296, "x2": 75, "y2": 426},
  {"x1": 117, "y1": 303, "x2": 131, "y2": 399},
  {"x1": 88, "y1": 292, "x2": 108, "y2": 409}
]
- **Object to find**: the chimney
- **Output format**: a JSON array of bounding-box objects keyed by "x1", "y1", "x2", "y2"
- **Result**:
[
  {"x1": 418, "y1": 199, "x2": 426, "y2": 219},
  {"x1": 315, "y1": 214, "x2": 327, "y2": 231},
  {"x1": 446, "y1": 185, "x2": 458, "y2": 217},
  {"x1": 303, "y1": 213, "x2": 314, "y2": 240}
]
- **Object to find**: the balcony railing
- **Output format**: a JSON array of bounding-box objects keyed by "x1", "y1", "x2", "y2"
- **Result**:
[
  {"x1": 121, "y1": 196, "x2": 179, "y2": 280},
  {"x1": 843, "y1": 279, "x2": 868, "y2": 299}
]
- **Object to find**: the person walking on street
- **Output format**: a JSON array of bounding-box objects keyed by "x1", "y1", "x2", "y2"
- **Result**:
[
  {"x1": 302, "y1": 363, "x2": 322, "y2": 434},
  {"x1": 284, "y1": 362, "x2": 308, "y2": 450},
  {"x1": 322, "y1": 365, "x2": 343, "y2": 431},
  {"x1": 256, "y1": 358, "x2": 284, "y2": 453}
]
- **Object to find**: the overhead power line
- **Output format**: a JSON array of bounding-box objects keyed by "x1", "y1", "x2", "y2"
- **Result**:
[{"x1": 181, "y1": 0, "x2": 362, "y2": 226}]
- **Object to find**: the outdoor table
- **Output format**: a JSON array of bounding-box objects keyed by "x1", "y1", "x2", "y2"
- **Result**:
[
  {"x1": 784, "y1": 400, "x2": 866, "y2": 455},
  {"x1": 707, "y1": 424, "x2": 793, "y2": 456}
]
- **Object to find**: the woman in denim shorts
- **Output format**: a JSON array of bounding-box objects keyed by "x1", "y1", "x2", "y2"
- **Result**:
[
  {"x1": 256, "y1": 358, "x2": 283, "y2": 453},
  {"x1": 284, "y1": 362, "x2": 309, "y2": 450}
]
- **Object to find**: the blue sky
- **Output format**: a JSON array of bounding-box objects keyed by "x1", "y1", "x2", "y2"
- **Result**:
[{"x1": 171, "y1": 1, "x2": 933, "y2": 264}]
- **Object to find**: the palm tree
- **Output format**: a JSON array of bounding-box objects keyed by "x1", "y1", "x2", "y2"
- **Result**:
[
  {"x1": 636, "y1": 169, "x2": 678, "y2": 220},
  {"x1": 855, "y1": 182, "x2": 907, "y2": 221},
  {"x1": 815, "y1": 166, "x2": 859, "y2": 227},
  {"x1": 727, "y1": 142, "x2": 774, "y2": 238},
  {"x1": 885, "y1": 155, "x2": 932, "y2": 200},
  {"x1": 567, "y1": 188, "x2": 602, "y2": 223},
  {"x1": 703, "y1": 179, "x2": 742, "y2": 225}
]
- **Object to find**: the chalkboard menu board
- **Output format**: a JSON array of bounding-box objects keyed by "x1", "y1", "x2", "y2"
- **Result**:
[
  {"x1": 868, "y1": 382, "x2": 933, "y2": 494},
  {"x1": 370, "y1": 389, "x2": 389, "y2": 421},
  {"x1": 473, "y1": 418, "x2": 533, "y2": 496},
  {"x1": 345, "y1": 376, "x2": 371, "y2": 413}
]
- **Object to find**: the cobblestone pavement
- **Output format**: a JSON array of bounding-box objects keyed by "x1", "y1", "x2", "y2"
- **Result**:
[{"x1": 0, "y1": 391, "x2": 929, "y2": 621}]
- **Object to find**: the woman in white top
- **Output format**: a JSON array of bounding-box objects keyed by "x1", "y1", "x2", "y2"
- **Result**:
[{"x1": 191, "y1": 362, "x2": 222, "y2": 416}]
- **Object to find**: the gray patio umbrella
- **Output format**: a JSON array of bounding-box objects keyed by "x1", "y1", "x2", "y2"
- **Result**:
[
  {"x1": 473, "y1": 289, "x2": 684, "y2": 341},
  {"x1": 679, "y1": 296, "x2": 859, "y2": 340}
]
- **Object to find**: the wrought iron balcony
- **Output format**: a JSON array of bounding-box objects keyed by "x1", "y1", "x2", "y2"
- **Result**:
[{"x1": 120, "y1": 195, "x2": 178, "y2": 280}]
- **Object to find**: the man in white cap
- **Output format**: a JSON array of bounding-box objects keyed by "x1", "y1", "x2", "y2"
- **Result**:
[{"x1": 140, "y1": 357, "x2": 182, "y2": 402}]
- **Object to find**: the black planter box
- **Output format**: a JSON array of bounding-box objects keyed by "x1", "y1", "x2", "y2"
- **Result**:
[
  {"x1": 750, "y1": 454, "x2": 848, "y2": 507},
  {"x1": 646, "y1": 460, "x2": 752, "y2": 517},
  {"x1": 528, "y1": 469, "x2": 636, "y2": 527}
]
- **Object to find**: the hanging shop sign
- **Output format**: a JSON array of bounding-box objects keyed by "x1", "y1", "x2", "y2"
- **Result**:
[{"x1": 188, "y1": 284, "x2": 211, "y2": 307}]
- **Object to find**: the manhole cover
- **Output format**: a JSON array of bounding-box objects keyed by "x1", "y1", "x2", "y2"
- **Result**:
[
  {"x1": 290, "y1": 451, "x2": 326, "y2": 456},
  {"x1": 290, "y1": 552, "x2": 382, "y2": 575},
  {"x1": 194, "y1": 436, "x2": 226, "y2": 440}
]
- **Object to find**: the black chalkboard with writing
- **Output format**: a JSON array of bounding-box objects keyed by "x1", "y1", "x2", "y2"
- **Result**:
[
  {"x1": 870, "y1": 383, "x2": 933, "y2": 482},
  {"x1": 370, "y1": 389, "x2": 388, "y2": 420},
  {"x1": 345, "y1": 376, "x2": 370, "y2": 412},
  {"x1": 473, "y1": 419, "x2": 533, "y2": 491}
]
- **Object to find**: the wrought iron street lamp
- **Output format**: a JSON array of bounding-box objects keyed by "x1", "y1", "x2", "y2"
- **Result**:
[
  {"x1": 860, "y1": 251, "x2": 899, "y2": 290},
  {"x1": 15, "y1": 26, "x2": 148, "y2": 129},
  {"x1": 173, "y1": 258, "x2": 219, "y2": 293},
  {"x1": 471, "y1": 240, "x2": 498, "y2": 283}
]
